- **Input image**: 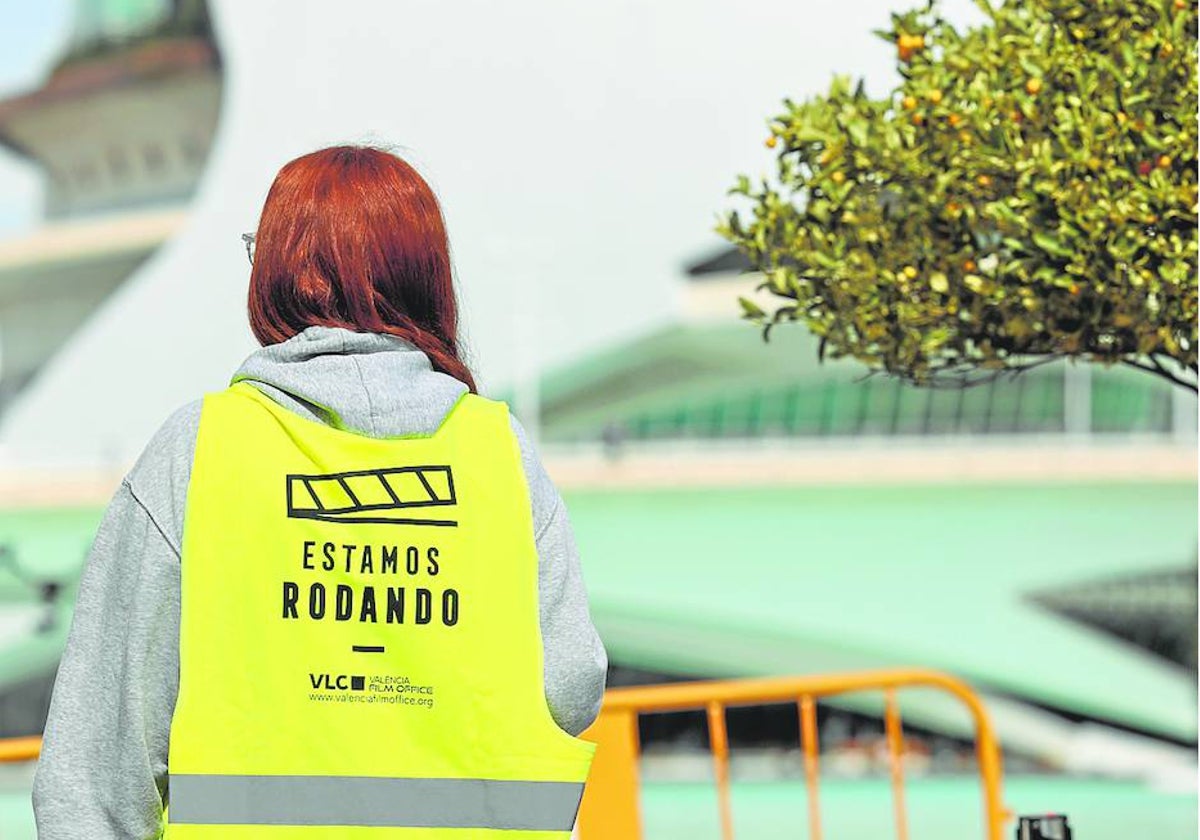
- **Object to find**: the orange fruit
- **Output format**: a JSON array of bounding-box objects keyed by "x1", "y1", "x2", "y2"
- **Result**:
[
  {"x1": 963, "y1": 259, "x2": 977, "y2": 272},
  {"x1": 927, "y1": 89, "x2": 944, "y2": 105},
  {"x1": 1158, "y1": 154, "x2": 1172, "y2": 169},
  {"x1": 948, "y1": 113, "x2": 962, "y2": 127},
  {"x1": 831, "y1": 171, "x2": 846, "y2": 184},
  {"x1": 902, "y1": 96, "x2": 918, "y2": 110},
  {"x1": 897, "y1": 33, "x2": 925, "y2": 61},
  {"x1": 977, "y1": 175, "x2": 992, "y2": 187},
  {"x1": 765, "y1": 136, "x2": 778, "y2": 149},
  {"x1": 1025, "y1": 77, "x2": 1043, "y2": 95}
]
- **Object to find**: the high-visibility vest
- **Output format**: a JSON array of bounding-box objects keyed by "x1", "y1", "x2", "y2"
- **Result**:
[{"x1": 165, "y1": 382, "x2": 596, "y2": 838}]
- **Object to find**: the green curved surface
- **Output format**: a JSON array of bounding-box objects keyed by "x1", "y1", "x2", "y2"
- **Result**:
[
  {"x1": 568, "y1": 480, "x2": 1197, "y2": 740},
  {"x1": 1, "y1": 480, "x2": 1197, "y2": 740}
]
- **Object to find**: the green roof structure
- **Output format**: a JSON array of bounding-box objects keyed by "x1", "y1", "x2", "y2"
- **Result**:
[{"x1": 535, "y1": 323, "x2": 1183, "y2": 444}]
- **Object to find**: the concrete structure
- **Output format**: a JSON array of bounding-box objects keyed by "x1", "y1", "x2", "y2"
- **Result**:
[{"x1": 0, "y1": 0, "x2": 219, "y2": 416}]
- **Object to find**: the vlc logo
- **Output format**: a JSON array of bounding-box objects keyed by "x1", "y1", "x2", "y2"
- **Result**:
[{"x1": 310, "y1": 673, "x2": 365, "y2": 691}]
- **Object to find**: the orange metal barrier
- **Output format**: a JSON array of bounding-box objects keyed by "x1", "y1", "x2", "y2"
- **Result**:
[
  {"x1": 0, "y1": 735, "x2": 40, "y2": 763},
  {"x1": 577, "y1": 668, "x2": 1009, "y2": 840}
]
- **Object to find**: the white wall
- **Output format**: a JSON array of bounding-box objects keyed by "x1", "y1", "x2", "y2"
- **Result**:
[{"x1": 0, "y1": 0, "x2": 983, "y2": 468}]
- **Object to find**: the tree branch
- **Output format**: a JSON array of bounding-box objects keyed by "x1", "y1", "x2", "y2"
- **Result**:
[
  {"x1": 913, "y1": 353, "x2": 1066, "y2": 389},
  {"x1": 1121, "y1": 357, "x2": 1199, "y2": 393}
]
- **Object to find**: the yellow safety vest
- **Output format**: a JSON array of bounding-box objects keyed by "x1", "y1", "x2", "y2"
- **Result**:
[{"x1": 165, "y1": 381, "x2": 596, "y2": 838}]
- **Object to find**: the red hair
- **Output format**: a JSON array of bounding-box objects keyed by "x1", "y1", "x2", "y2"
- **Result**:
[{"x1": 248, "y1": 145, "x2": 476, "y2": 392}]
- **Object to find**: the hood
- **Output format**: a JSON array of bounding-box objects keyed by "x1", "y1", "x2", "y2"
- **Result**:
[{"x1": 231, "y1": 326, "x2": 469, "y2": 438}]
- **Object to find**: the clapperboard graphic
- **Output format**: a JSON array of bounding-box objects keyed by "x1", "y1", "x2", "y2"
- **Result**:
[{"x1": 287, "y1": 466, "x2": 458, "y2": 527}]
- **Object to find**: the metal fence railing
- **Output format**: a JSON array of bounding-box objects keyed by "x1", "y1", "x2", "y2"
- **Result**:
[{"x1": 577, "y1": 668, "x2": 1010, "y2": 840}]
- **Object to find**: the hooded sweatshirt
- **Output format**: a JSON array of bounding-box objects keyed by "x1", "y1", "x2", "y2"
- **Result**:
[{"x1": 31, "y1": 326, "x2": 608, "y2": 840}]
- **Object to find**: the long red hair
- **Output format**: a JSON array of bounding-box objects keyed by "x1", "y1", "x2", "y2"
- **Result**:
[{"x1": 248, "y1": 145, "x2": 476, "y2": 392}]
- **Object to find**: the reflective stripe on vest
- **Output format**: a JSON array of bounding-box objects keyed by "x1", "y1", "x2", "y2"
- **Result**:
[
  {"x1": 170, "y1": 775, "x2": 585, "y2": 830},
  {"x1": 167, "y1": 383, "x2": 596, "y2": 838}
]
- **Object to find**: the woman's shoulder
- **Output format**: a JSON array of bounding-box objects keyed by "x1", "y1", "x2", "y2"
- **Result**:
[{"x1": 122, "y1": 398, "x2": 205, "y2": 554}]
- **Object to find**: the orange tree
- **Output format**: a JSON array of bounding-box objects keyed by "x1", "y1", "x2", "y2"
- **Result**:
[{"x1": 720, "y1": 0, "x2": 1198, "y2": 390}]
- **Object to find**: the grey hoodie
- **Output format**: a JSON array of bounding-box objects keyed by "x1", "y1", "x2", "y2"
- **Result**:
[{"x1": 31, "y1": 326, "x2": 608, "y2": 840}]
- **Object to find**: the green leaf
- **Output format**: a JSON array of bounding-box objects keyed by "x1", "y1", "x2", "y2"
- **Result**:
[
  {"x1": 739, "y1": 297, "x2": 767, "y2": 319},
  {"x1": 1032, "y1": 231, "x2": 1075, "y2": 259}
]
